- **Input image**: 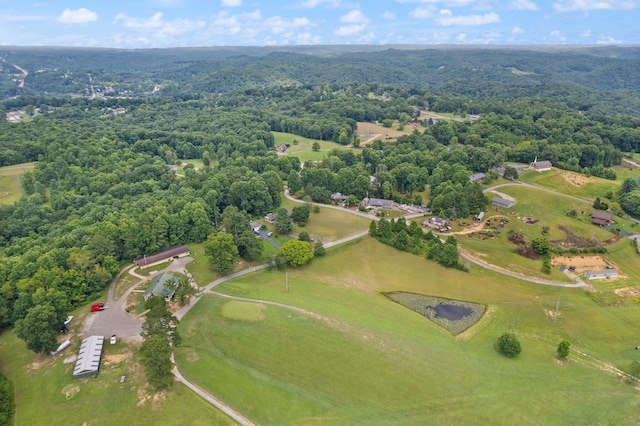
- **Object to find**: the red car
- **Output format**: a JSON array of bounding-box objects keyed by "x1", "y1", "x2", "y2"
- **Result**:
[{"x1": 90, "y1": 303, "x2": 105, "y2": 312}]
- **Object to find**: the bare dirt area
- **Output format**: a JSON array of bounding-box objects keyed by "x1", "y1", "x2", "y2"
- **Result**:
[
  {"x1": 560, "y1": 171, "x2": 595, "y2": 186},
  {"x1": 103, "y1": 353, "x2": 128, "y2": 366},
  {"x1": 356, "y1": 122, "x2": 409, "y2": 144},
  {"x1": 614, "y1": 287, "x2": 640, "y2": 299},
  {"x1": 551, "y1": 255, "x2": 615, "y2": 273}
]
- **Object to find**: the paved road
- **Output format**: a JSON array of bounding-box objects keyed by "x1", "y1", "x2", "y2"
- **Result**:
[{"x1": 84, "y1": 265, "x2": 144, "y2": 340}]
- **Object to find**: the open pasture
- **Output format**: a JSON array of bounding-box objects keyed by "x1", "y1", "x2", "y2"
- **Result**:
[
  {"x1": 519, "y1": 168, "x2": 621, "y2": 201},
  {"x1": 280, "y1": 197, "x2": 372, "y2": 242},
  {"x1": 0, "y1": 331, "x2": 232, "y2": 425},
  {"x1": 0, "y1": 162, "x2": 35, "y2": 205},
  {"x1": 273, "y1": 132, "x2": 348, "y2": 162},
  {"x1": 175, "y1": 237, "x2": 640, "y2": 425}
]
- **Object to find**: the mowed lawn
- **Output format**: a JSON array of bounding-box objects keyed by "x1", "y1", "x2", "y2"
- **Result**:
[
  {"x1": 0, "y1": 332, "x2": 234, "y2": 426},
  {"x1": 175, "y1": 237, "x2": 640, "y2": 425},
  {"x1": 0, "y1": 162, "x2": 36, "y2": 205},
  {"x1": 519, "y1": 168, "x2": 623, "y2": 201},
  {"x1": 273, "y1": 131, "x2": 349, "y2": 162},
  {"x1": 280, "y1": 197, "x2": 372, "y2": 242}
]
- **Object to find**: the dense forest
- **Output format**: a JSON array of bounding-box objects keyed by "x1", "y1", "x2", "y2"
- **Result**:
[{"x1": 1, "y1": 47, "x2": 640, "y2": 354}]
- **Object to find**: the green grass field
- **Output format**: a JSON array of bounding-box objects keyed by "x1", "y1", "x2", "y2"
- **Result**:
[
  {"x1": 175, "y1": 236, "x2": 640, "y2": 424},
  {"x1": 0, "y1": 162, "x2": 36, "y2": 205},
  {"x1": 273, "y1": 132, "x2": 350, "y2": 162},
  {"x1": 279, "y1": 198, "x2": 372, "y2": 242},
  {"x1": 0, "y1": 332, "x2": 234, "y2": 425}
]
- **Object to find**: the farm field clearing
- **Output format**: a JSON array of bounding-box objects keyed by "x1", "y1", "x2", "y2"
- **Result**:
[
  {"x1": 0, "y1": 331, "x2": 233, "y2": 425},
  {"x1": 273, "y1": 132, "x2": 349, "y2": 162},
  {"x1": 518, "y1": 168, "x2": 625, "y2": 201},
  {"x1": 0, "y1": 162, "x2": 36, "y2": 205},
  {"x1": 279, "y1": 197, "x2": 372, "y2": 242},
  {"x1": 175, "y1": 237, "x2": 640, "y2": 424}
]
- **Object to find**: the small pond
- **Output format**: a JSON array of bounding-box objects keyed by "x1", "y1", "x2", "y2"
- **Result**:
[
  {"x1": 430, "y1": 304, "x2": 473, "y2": 321},
  {"x1": 384, "y1": 292, "x2": 486, "y2": 335}
]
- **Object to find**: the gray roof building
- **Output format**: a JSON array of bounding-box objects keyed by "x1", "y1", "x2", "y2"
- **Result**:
[
  {"x1": 491, "y1": 197, "x2": 515, "y2": 209},
  {"x1": 144, "y1": 272, "x2": 179, "y2": 301},
  {"x1": 73, "y1": 335, "x2": 104, "y2": 379},
  {"x1": 363, "y1": 197, "x2": 394, "y2": 209},
  {"x1": 584, "y1": 269, "x2": 618, "y2": 280}
]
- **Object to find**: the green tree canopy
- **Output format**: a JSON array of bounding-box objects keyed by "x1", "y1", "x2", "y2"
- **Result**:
[
  {"x1": 204, "y1": 232, "x2": 239, "y2": 275},
  {"x1": 557, "y1": 338, "x2": 571, "y2": 359},
  {"x1": 497, "y1": 332, "x2": 522, "y2": 358},
  {"x1": 14, "y1": 304, "x2": 59, "y2": 354},
  {"x1": 279, "y1": 239, "x2": 314, "y2": 267}
]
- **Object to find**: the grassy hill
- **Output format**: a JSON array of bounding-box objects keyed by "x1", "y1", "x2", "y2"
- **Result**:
[{"x1": 175, "y1": 237, "x2": 640, "y2": 424}]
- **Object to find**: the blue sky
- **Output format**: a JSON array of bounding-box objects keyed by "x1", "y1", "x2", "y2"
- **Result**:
[{"x1": 1, "y1": 0, "x2": 638, "y2": 48}]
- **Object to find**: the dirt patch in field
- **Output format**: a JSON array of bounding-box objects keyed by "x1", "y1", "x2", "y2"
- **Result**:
[
  {"x1": 614, "y1": 287, "x2": 640, "y2": 299},
  {"x1": 551, "y1": 255, "x2": 612, "y2": 272},
  {"x1": 62, "y1": 384, "x2": 81, "y2": 400},
  {"x1": 560, "y1": 171, "x2": 595, "y2": 187},
  {"x1": 357, "y1": 122, "x2": 409, "y2": 140},
  {"x1": 186, "y1": 352, "x2": 200, "y2": 362},
  {"x1": 104, "y1": 353, "x2": 128, "y2": 366}
]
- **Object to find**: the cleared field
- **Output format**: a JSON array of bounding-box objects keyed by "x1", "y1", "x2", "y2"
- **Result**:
[
  {"x1": 0, "y1": 331, "x2": 234, "y2": 425},
  {"x1": 356, "y1": 122, "x2": 409, "y2": 142},
  {"x1": 273, "y1": 132, "x2": 349, "y2": 162},
  {"x1": 175, "y1": 237, "x2": 640, "y2": 424},
  {"x1": 519, "y1": 168, "x2": 623, "y2": 200},
  {"x1": 0, "y1": 162, "x2": 35, "y2": 205},
  {"x1": 280, "y1": 197, "x2": 372, "y2": 242}
]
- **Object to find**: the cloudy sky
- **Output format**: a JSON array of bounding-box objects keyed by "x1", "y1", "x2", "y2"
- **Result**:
[{"x1": 1, "y1": 0, "x2": 638, "y2": 48}]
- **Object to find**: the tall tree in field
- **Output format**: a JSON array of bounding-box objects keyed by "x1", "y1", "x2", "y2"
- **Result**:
[
  {"x1": 274, "y1": 208, "x2": 293, "y2": 234},
  {"x1": 279, "y1": 239, "x2": 314, "y2": 266},
  {"x1": 139, "y1": 334, "x2": 174, "y2": 390},
  {"x1": 204, "y1": 232, "x2": 239, "y2": 274},
  {"x1": 14, "y1": 304, "x2": 59, "y2": 354},
  {"x1": 557, "y1": 339, "x2": 571, "y2": 359}
]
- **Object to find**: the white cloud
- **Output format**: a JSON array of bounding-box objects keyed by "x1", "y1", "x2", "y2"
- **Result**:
[
  {"x1": 381, "y1": 11, "x2": 396, "y2": 19},
  {"x1": 335, "y1": 24, "x2": 367, "y2": 36},
  {"x1": 509, "y1": 0, "x2": 539, "y2": 10},
  {"x1": 457, "y1": 33, "x2": 467, "y2": 41},
  {"x1": 57, "y1": 8, "x2": 98, "y2": 24},
  {"x1": 579, "y1": 29, "x2": 592, "y2": 36},
  {"x1": 512, "y1": 26, "x2": 525, "y2": 33},
  {"x1": 298, "y1": 0, "x2": 344, "y2": 8},
  {"x1": 553, "y1": 0, "x2": 638, "y2": 12},
  {"x1": 222, "y1": 0, "x2": 243, "y2": 6},
  {"x1": 436, "y1": 11, "x2": 501, "y2": 26},
  {"x1": 597, "y1": 35, "x2": 621, "y2": 43},
  {"x1": 340, "y1": 10, "x2": 370, "y2": 24},
  {"x1": 113, "y1": 12, "x2": 205, "y2": 35},
  {"x1": 114, "y1": 12, "x2": 164, "y2": 29},
  {"x1": 410, "y1": 6, "x2": 437, "y2": 19},
  {"x1": 398, "y1": 0, "x2": 477, "y2": 6},
  {"x1": 548, "y1": 30, "x2": 567, "y2": 42}
]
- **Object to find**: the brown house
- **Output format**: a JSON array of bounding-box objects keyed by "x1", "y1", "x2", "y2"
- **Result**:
[
  {"x1": 591, "y1": 211, "x2": 613, "y2": 226},
  {"x1": 134, "y1": 245, "x2": 190, "y2": 269}
]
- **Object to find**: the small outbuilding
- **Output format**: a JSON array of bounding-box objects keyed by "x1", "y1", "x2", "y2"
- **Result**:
[
  {"x1": 584, "y1": 269, "x2": 618, "y2": 280},
  {"x1": 529, "y1": 159, "x2": 552, "y2": 172},
  {"x1": 491, "y1": 197, "x2": 515, "y2": 209},
  {"x1": 73, "y1": 335, "x2": 104, "y2": 379},
  {"x1": 469, "y1": 173, "x2": 485, "y2": 183},
  {"x1": 144, "y1": 272, "x2": 179, "y2": 301}
]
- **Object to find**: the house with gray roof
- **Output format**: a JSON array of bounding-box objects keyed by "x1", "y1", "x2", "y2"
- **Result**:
[
  {"x1": 134, "y1": 245, "x2": 189, "y2": 269},
  {"x1": 362, "y1": 197, "x2": 394, "y2": 209}
]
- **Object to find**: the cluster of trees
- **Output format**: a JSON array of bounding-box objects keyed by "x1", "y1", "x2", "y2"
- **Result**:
[
  {"x1": 369, "y1": 219, "x2": 466, "y2": 270},
  {"x1": 0, "y1": 374, "x2": 13, "y2": 425},
  {"x1": 139, "y1": 297, "x2": 181, "y2": 390},
  {"x1": 619, "y1": 176, "x2": 640, "y2": 217}
]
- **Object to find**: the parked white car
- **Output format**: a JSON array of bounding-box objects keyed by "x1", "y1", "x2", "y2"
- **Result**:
[
  {"x1": 110, "y1": 334, "x2": 117, "y2": 345},
  {"x1": 64, "y1": 315, "x2": 74, "y2": 326}
]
